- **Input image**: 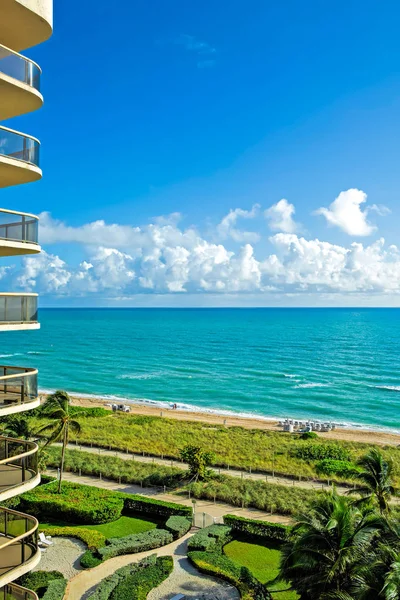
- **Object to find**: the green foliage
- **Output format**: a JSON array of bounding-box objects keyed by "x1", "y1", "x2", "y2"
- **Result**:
[
  {"x1": 121, "y1": 493, "x2": 192, "y2": 518},
  {"x1": 18, "y1": 571, "x2": 64, "y2": 597},
  {"x1": 20, "y1": 481, "x2": 124, "y2": 524},
  {"x1": 291, "y1": 442, "x2": 351, "y2": 462},
  {"x1": 40, "y1": 525, "x2": 106, "y2": 550},
  {"x1": 98, "y1": 529, "x2": 173, "y2": 561},
  {"x1": 299, "y1": 431, "x2": 318, "y2": 440},
  {"x1": 223, "y1": 514, "x2": 289, "y2": 542},
  {"x1": 165, "y1": 515, "x2": 191, "y2": 539},
  {"x1": 46, "y1": 447, "x2": 184, "y2": 488},
  {"x1": 81, "y1": 549, "x2": 103, "y2": 569},
  {"x1": 42, "y1": 579, "x2": 67, "y2": 600},
  {"x1": 89, "y1": 555, "x2": 172, "y2": 600},
  {"x1": 187, "y1": 525, "x2": 232, "y2": 552},
  {"x1": 69, "y1": 406, "x2": 109, "y2": 418},
  {"x1": 180, "y1": 444, "x2": 216, "y2": 480},
  {"x1": 316, "y1": 458, "x2": 359, "y2": 478}
]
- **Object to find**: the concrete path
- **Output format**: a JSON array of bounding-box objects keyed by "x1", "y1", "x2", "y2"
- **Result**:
[
  {"x1": 61, "y1": 442, "x2": 350, "y2": 495},
  {"x1": 47, "y1": 469, "x2": 291, "y2": 525}
]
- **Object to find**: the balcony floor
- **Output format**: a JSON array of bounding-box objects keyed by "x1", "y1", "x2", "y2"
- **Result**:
[{"x1": 0, "y1": 464, "x2": 36, "y2": 493}]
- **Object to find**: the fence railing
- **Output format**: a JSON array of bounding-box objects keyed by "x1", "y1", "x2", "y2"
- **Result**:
[
  {"x1": 0, "y1": 295, "x2": 38, "y2": 325},
  {"x1": 0, "y1": 367, "x2": 38, "y2": 409},
  {"x1": 0, "y1": 44, "x2": 41, "y2": 91},
  {"x1": 0, "y1": 209, "x2": 39, "y2": 245},
  {"x1": 0, "y1": 583, "x2": 38, "y2": 600},
  {"x1": 0, "y1": 126, "x2": 40, "y2": 167},
  {"x1": 0, "y1": 436, "x2": 38, "y2": 495},
  {"x1": 0, "y1": 507, "x2": 38, "y2": 580}
]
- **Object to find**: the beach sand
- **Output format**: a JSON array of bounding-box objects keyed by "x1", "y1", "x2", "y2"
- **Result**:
[{"x1": 64, "y1": 394, "x2": 400, "y2": 447}]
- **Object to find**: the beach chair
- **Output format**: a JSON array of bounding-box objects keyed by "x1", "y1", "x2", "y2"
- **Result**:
[{"x1": 39, "y1": 532, "x2": 53, "y2": 546}]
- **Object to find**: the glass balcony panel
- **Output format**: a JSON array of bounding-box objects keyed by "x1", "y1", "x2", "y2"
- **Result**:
[
  {"x1": 0, "y1": 129, "x2": 39, "y2": 167},
  {"x1": 0, "y1": 368, "x2": 38, "y2": 410},
  {"x1": 0, "y1": 46, "x2": 41, "y2": 91},
  {"x1": 0, "y1": 438, "x2": 38, "y2": 495},
  {"x1": 0, "y1": 211, "x2": 38, "y2": 246},
  {"x1": 0, "y1": 583, "x2": 38, "y2": 600},
  {"x1": 0, "y1": 296, "x2": 38, "y2": 324}
]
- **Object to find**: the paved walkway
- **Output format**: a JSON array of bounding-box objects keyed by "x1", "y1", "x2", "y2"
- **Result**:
[
  {"x1": 62, "y1": 442, "x2": 350, "y2": 495},
  {"x1": 47, "y1": 469, "x2": 291, "y2": 525}
]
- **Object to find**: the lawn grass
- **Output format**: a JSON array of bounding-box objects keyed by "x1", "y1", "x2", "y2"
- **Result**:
[
  {"x1": 40, "y1": 515, "x2": 157, "y2": 538},
  {"x1": 224, "y1": 539, "x2": 299, "y2": 600}
]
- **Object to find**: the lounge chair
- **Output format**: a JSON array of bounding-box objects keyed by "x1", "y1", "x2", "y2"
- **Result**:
[{"x1": 39, "y1": 532, "x2": 53, "y2": 546}]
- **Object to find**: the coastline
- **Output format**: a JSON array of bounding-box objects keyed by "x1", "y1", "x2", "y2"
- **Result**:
[{"x1": 52, "y1": 391, "x2": 400, "y2": 448}]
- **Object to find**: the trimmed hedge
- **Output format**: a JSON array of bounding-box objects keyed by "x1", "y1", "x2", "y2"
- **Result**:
[
  {"x1": 40, "y1": 525, "x2": 106, "y2": 550},
  {"x1": 81, "y1": 549, "x2": 103, "y2": 569},
  {"x1": 121, "y1": 494, "x2": 192, "y2": 518},
  {"x1": 188, "y1": 551, "x2": 271, "y2": 600},
  {"x1": 42, "y1": 579, "x2": 67, "y2": 600},
  {"x1": 187, "y1": 524, "x2": 232, "y2": 552},
  {"x1": 18, "y1": 571, "x2": 64, "y2": 597},
  {"x1": 98, "y1": 529, "x2": 173, "y2": 561},
  {"x1": 223, "y1": 514, "x2": 289, "y2": 542},
  {"x1": 165, "y1": 516, "x2": 191, "y2": 539},
  {"x1": 88, "y1": 555, "x2": 173, "y2": 600},
  {"x1": 20, "y1": 481, "x2": 123, "y2": 524}
]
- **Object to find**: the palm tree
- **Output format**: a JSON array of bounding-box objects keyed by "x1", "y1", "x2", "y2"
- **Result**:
[
  {"x1": 0, "y1": 415, "x2": 31, "y2": 439},
  {"x1": 37, "y1": 390, "x2": 81, "y2": 493},
  {"x1": 279, "y1": 491, "x2": 382, "y2": 600},
  {"x1": 350, "y1": 449, "x2": 396, "y2": 514}
]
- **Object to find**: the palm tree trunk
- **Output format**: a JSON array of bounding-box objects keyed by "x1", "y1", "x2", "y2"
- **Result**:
[{"x1": 58, "y1": 424, "x2": 67, "y2": 493}]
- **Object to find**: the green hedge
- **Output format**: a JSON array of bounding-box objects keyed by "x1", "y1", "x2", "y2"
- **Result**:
[
  {"x1": 98, "y1": 529, "x2": 173, "y2": 561},
  {"x1": 315, "y1": 458, "x2": 359, "y2": 478},
  {"x1": 81, "y1": 549, "x2": 103, "y2": 569},
  {"x1": 121, "y1": 493, "x2": 192, "y2": 518},
  {"x1": 223, "y1": 514, "x2": 289, "y2": 542},
  {"x1": 17, "y1": 571, "x2": 65, "y2": 597},
  {"x1": 42, "y1": 579, "x2": 67, "y2": 600},
  {"x1": 188, "y1": 551, "x2": 271, "y2": 600},
  {"x1": 88, "y1": 555, "x2": 173, "y2": 600},
  {"x1": 40, "y1": 525, "x2": 106, "y2": 550},
  {"x1": 20, "y1": 481, "x2": 123, "y2": 524},
  {"x1": 165, "y1": 516, "x2": 191, "y2": 540},
  {"x1": 292, "y1": 442, "x2": 351, "y2": 462},
  {"x1": 187, "y1": 524, "x2": 232, "y2": 552}
]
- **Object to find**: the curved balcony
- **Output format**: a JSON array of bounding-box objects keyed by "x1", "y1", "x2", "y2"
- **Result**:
[
  {"x1": 0, "y1": 0, "x2": 53, "y2": 52},
  {"x1": 0, "y1": 295, "x2": 39, "y2": 331},
  {"x1": 0, "y1": 437, "x2": 39, "y2": 502},
  {"x1": 0, "y1": 367, "x2": 39, "y2": 417},
  {"x1": 0, "y1": 583, "x2": 38, "y2": 600},
  {"x1": 0, "y1": 508, "x2": 39, "y2": 587},
  {"x1": 0, "y1": 127, "x2": 41, "y2": 189},
  {"x1": 0, "y1": 210, "x2": 40, "y2": 257},
  {"x1": 0, "y1": 44, "x2": 42, "y2": 120}
]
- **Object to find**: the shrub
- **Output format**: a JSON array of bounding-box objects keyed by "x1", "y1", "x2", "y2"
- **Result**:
[
  {"x1": 300, "y1": 431, "x2": 318, "y2": 440},
  {"x1": 40, "y1": 525, "x2": 106, "y2": 550},
  {"x1": 165, "y1": 516, "x2": 191, "y2": 539},
  {"x1": 80, "y1": 549, "x2": 103, "y2": 569},
  {"x1": 122, "y1": 494, "x2": 192, "y2": 518},
  {"x1": 315, "y1": 459, "x2": 359, "y2": 478},
  {"x1": 292, "y1": 442, "x2": 351, "y2": 462},
  {"x1": 69, "y1": 406, "x2": 109, "y2": 418},
  {"x1": 20, "y1": 481, "x2": 123, "y2": 524},
  {"x1": 187, "y1": 525, "x2": 232, "y2": 552},
  {"x1": 18, "y1": 571, "x2": 64, "y2": 597},
  {"x1": 109, "y1": 556, "x2": 173, "y2": 600},
  {"x1": 42, "y1": 579, "x2": 67, "y2": 600},
  {"x1": 223, "y1": 514, "x2": 289, "y2": 542},
  {"x1": 98, "y1": 529, "x2": 173, "y2": 561}
]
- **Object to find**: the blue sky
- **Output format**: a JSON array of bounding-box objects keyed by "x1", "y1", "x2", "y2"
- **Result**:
[{"x1": 2, "y1": 0, "x2": 400, "y2": 306}]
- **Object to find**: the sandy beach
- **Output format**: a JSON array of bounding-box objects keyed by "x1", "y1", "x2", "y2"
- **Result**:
[{"x1": 64, "y1": 393, "x2": 400, "y2": 447}]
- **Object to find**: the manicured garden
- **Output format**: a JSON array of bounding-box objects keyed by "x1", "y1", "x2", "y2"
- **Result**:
[{"x1": 40, "y1": 514, "x2": 157, "y2": 541}]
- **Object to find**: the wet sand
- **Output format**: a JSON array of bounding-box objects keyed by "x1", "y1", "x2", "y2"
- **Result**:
[{"x1": 61, "y1": 394, "x2": 400, "y2": 447}]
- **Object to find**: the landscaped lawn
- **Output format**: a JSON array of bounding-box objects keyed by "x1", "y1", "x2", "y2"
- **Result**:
[
  {"x1": 224, "y1": 539, "x2": 299, "y2": 600},
  {"x1": 40, "y1": 515, "x2": 157, "y2": 538}
]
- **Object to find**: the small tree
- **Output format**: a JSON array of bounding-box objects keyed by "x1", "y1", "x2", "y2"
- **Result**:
[{"x1": 180, "y1": 445, "x2": 215, "y2": 481}]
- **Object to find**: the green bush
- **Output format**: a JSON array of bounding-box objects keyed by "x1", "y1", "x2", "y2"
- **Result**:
[
  {"x1": 20, "y1": 481, "x2": 124, "y2": 524},
  {"x1": 69, "y1": 406, "x2": 109, "y2": 418},
  {"x1": 42, "y1": 579, "x2": 67, "y2": 600},
  {"x1": 40, "y1": 525, "x2": 106, "y2": 550},
  {"x1": 315, "y1": 459, "x2": 359, "y2": 478},
  {"x1": 187, "y1": 525, "x2": 232, "y2": 552},
  {"x1": 99, "y1": 529, "x2": 173, "y2": 561},
  {"x1": 292, "y1": 442, "x2": 351, "y2": 462},
  {"x1": 300, "y1": 431, "x2": 318, "y2": 440},
  {"x1": 18, "y1": 571, "x2": 64, "y2": 597},
  {"x1": 121, "y1": 494, "x2": 192, "y2": 518},
  {"x1": 81, "y1": 549, "x2": 103, "y2": 569},
  {"x1": 165, "y1": 516, "x2": 191, "y2": 539},
  {"x1": 223, "y1": 514, "x2": 289, "y2": 542}
]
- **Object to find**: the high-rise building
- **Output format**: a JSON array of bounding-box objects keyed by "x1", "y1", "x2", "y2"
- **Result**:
[{"x1": 0, "y1": 2, "x2": 53, "y2": 598}]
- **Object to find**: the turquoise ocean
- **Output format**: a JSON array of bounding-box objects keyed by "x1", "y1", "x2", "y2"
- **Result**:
[{"x1": 1, "y1": 308, "x2": 400, "y2": 432}]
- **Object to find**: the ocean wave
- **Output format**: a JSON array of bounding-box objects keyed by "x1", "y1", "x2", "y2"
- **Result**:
[
  {"x1": 376, "y1": 385, "x2": 400, "y2": 392},
  {"x1": 117, "y1": 372, "x2": 165, "y2": 380},
  {"x1": 294, "y1": 383, "x2": 328, "y2": 389},
  {"x1": 284, "y1": 374, "x2": 298, "y2": 378},
  {"x1": 27, "y1": 351, "x2": 47, "y2": 355},
  {"x1": 0, "y1": 353, "x2": 23, "y2": 358}
]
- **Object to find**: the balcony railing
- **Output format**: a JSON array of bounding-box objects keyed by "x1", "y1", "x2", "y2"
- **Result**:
[
  {"x1": 0, "y1": 210, "x2": 38, "y2": 247},
  {"x1": 0, "y1": 583, "x2": 38, "y2": 600},
  {"x1": 0, "y1": 45, "x2": 41, "y2": 91},
  {"x1": 0, "y1": 437, "x2": 39, "y2": 498},
  {"x1": 0, "y1": 367, "x2": 38, "y2": 411},
  {"x1": 0, "y1": 508, "x2": 38, "y2": 584},
  {"x1": 0, "y1": 127, "x2": 39, "y2": 168},
  {"x1": 0, "y1": 295, "x2": 38, "y2": 326}
]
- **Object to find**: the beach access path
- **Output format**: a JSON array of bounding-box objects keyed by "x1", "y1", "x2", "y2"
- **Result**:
[{"x1": 59, "y1": 441, "x2": 351, "y2": 496}]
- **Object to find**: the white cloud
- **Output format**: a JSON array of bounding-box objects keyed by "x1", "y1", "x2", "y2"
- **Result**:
[
  {"x1": 314, "y1": 188, "x2": 389, "y2": 236},
  {"x1": 216, "y1": 205, "x2": 260, "y2": 243},
  {"x1": 265, "y1": 199, "x2": 300, "y2": 233},
  {"x1": 173, "y1": 34, "x2": 216, "y2": 68}
]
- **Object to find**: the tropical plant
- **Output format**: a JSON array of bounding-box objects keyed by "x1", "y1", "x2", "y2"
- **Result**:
[
  {"x1": 350, "y1": 449, "x2": 397, "y2": 514},
  {"x1": 0, "y1": 415, "x2": 32, "y2": 439},
  {"x1": 279, "y1": 491, "x2": 382, "y2": 599},
  {"x1": 36, "y1": 391, "x2": 82, "y2": 492},
  {"x1": 180, "y1": 445, "x2": 215, "y2": 481}
]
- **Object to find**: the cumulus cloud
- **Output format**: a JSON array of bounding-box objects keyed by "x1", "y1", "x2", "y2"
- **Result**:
[
  {"x1": 216, "y1": 205, "x2": 260, "y2": 243},
  {"x1": 265, "y1": 199, "x2": 300, "y2": 233},
  {"x1": 314, "y1": 188, "x2": 389, "y2": 236}
]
